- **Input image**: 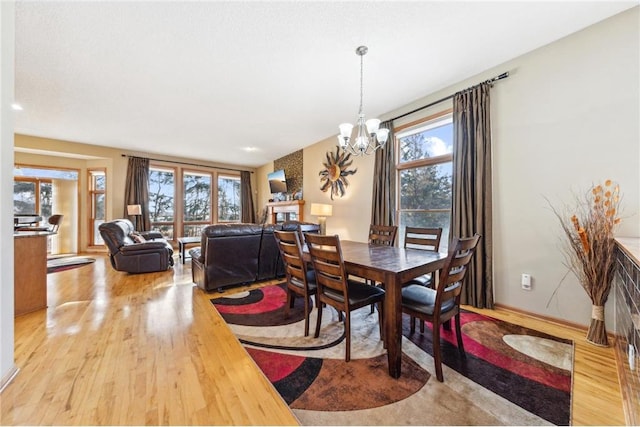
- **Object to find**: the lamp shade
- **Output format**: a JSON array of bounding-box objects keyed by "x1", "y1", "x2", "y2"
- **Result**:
[
  {"x1": 310, "y1": 203, "x2": 332, "y2": 217},
  {"x1": 127, "y1": 204, "x2": 142, "y2": 215}
]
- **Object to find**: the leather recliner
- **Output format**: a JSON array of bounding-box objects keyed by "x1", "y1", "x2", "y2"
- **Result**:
[
  {"x1": 190, "y1": 221, "x2": 319, "y2": 292},
  {"x1": 99, "y1": 219, "x2": 174, "y2": 273}
]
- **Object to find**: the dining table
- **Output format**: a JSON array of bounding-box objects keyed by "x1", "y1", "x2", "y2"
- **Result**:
[{"x1": 307, "y1": 239, "x2": 448, "y2": 378}]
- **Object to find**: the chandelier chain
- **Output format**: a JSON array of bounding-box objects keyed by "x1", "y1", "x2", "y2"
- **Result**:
[{"x1": 359, "y1": 52, "x2": 364, "y2": 115}]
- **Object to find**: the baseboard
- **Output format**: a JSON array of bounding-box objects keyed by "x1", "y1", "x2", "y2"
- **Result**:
[
  {"x1": 0, "y1": 365, "x2": 19, "y2": 394},
  {"x1": 493, "y1": 303, "x2": 589, "y2": 332}
]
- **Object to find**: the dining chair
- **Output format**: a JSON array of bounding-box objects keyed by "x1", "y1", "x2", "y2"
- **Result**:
[
  {"x1": 274, "y1": 230, "x2": 317, "y2": 337},
  {"x1": 401, "y1": 233, "x2": 480, "y2": 382},
  {"x1": 403, "y1": 227, "x2": 443, "y2": 288},
  {"x1": 368, "y1": 224, "x2": 398, "y2": 247},
  {"x1": 367, "y1": 224, "x2": 398, "y2": 312},
  {"x1": 305, "y1": 233, "x2": 385, "y2": 362}
]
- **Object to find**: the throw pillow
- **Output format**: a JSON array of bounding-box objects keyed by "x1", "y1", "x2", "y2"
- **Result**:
[{"x1": 130, "y1": 232, "x2": 146, "y2": 243}]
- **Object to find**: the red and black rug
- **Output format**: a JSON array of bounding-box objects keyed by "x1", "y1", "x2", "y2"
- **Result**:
[{"x1": 212, "y1": 283, "x2": 572, "y2": 426}]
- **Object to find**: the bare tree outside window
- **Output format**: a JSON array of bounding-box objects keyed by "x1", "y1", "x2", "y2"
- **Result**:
[
  {"x1": 218, "y1": 176, "x2": 241, "y2": 222},
  {"x1": 149, "y1": 168, "x2": 175, "y2": 239}
]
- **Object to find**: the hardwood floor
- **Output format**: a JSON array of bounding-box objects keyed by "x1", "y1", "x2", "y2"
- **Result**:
[{"x1": 1, "y1": 254, "x2": 626, "y2": 425}]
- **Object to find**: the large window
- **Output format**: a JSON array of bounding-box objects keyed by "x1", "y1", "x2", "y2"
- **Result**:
[
  {"x1": 218, "y1": 175, "x2": 241, "y2": 222},
  {"x1": 149, "y1": 165, "x2": 241, "y2": 240},
  {"x1": 149, "y1": 167, "x2": 176, "y2": 240},
  {"x1": 88, "y1": 169, "x2": 106, "y2": 246},
  {"x1": 396, "y1": 112, "x2": 453, "y2": 251},
  {"x1": 183, "y1": 171, "x2": 211, "y2": 237}
]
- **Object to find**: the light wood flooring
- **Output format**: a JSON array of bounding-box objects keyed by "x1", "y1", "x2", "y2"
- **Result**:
[{"x1": 0, "y1": 254, "x2": 626, "y2": 425}]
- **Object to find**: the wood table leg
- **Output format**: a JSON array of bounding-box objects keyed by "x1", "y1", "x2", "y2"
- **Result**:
[{"x1": 384, "y1": 272, "x2": 402, "y2": 378}]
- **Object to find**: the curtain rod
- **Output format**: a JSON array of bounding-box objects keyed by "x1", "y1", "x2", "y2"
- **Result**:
[
  {"x1": 121, "y1": 154, "x2": 254, "y2": 174},
  {"x1": 389, "y1": 71, "x2": 509, "y2": 122}
]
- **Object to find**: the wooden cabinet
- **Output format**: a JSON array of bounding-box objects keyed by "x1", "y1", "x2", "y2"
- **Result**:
[
  {"x1": 266, "y1": 200, "x2": 304, "y2": 224},
  {"x1": 14, "y1": 232, "x2": 50, "y2": 316}
]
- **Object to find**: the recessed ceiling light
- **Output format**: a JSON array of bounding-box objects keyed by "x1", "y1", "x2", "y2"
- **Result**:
[
  {"x1": 11, "y1": 103, "x2": 23, "y2": 111},
  {"x1": 244, "y1": 147, "x2": 258, "y2": 152}
]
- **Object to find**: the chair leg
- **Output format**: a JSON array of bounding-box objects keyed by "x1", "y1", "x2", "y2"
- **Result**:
[
  {"x1": 377, "y1": 301, "x2": 385, "y2": 346},
  {"x1": 284, "y1": 290, "x2": 292, "y2": 319},
  {"x1": 420, "y1": 319, "x2": 425, "y2": 333},
  {"x1": 314, "y1": 300, "x2": 323, "y2": 338},
  {"x1": 345, "y1": 311, "x2": 351, "y2": 362},
  {"x1": 303, "y1": 294, "x2": 310, "y2": 337},
  {"x1": 455, "y1": 314, "x2": 465, "y2": 356},
  {"x1": 410, "y1": 315, "x2": 416, "y2": 334},
  {"x1": 443, "y1": 319, "x2": 452, "y2": 331},
  {"x1": 369, "y1": 280, "x2": 375, "y2": 314},
  {"x1": 432, "y1": 323, "x2": 443, "y2": 382}
]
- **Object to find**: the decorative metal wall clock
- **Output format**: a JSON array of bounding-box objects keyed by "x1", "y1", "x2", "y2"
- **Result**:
[{"x1": 319, "y1": 145, "x2": 357, "y2": 200}]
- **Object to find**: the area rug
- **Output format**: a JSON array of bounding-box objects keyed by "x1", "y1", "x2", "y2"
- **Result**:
[
  {"x1": 211, "y1": 284, "x2": 573, "y2": 426},
  {"x1": 47, "y1": 256, "x2": 95, "y2": 273}
]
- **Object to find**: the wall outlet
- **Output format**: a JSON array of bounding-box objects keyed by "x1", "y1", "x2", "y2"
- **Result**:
[{"x1": 521, "y1": 273, "x2": 532, "y2": 290}]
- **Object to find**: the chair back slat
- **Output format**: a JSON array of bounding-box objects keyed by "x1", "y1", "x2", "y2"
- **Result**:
[
  {"x1": 369, "y1": 224, "x2": 398, "y2": 247},
  {"x1": 404, "y1": 227, "x2": 442, "y2": 251}
]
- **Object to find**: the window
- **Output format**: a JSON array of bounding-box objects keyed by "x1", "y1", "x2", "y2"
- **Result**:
[
  {"x1": 218, "y1": 175, "x2": 241, "y2": 222},
  {"x1": 13, "y1": 166, "x2": 78, "y2": 222},
  {"x1": 149, "y1": 165, "x2": 241, "y2": 239},
  {"x1": 396, "y1": 112, "x2": 453, "y2": 251},
  {"x1": 88, "y1": 169, "x2": 106, "y2": 246},
  {"x1": 149, "y1": 167, "x2": 176, "y2": 240},
  {"x1": 183, "y1": 171, "x2": 211, "y2": 237},
  {"x1": 13, "y1": 180, "x2": 37, "y2": 214}
]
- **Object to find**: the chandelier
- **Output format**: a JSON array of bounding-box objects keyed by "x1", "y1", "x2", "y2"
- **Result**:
[{"x1": 337, "y1": 46, "x2": 389, "y2": 156}]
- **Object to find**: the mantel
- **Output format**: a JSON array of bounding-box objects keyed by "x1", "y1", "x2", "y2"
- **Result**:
[{"x1": 266, "y1": 200, "x2": 304, "y2": 224}]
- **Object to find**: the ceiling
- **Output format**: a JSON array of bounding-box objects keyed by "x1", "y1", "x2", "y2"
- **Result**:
[{"x1": 13, "y1": 1, "x2": 637, "y2": 167}]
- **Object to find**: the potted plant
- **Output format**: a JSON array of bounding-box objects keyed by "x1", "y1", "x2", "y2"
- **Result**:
[{"x1": 550, "y1": 180, "x2": 622, "y2": 346}]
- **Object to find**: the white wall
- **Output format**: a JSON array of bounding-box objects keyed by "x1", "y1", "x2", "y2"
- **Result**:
[
  {"x1": 265, "y1": 7, "x2": 639, "y2": 327},
  {"x1": 303, "y1": 138, "x2": 376, "y2": 242},
  {"x1": 490, "y1": 6, "x2": 639, "y2": 326},
  {"x1": 52, "y1": 179, "x2": 78, "y2": 254},
  {"x1": 0, "y1": 0, "x2": 17, "y2": 391}
]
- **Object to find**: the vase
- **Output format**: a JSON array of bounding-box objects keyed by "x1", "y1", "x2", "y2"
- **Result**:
[{"x1": 585, "y1": 304, "x2": 609, "y2": 347}]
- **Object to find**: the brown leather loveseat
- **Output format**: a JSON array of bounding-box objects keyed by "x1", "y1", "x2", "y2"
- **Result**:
[
  {"x1": 190, "y1": 221, "x2": 319, "y2": 292},
  {"x1": 99, "y1": 219, "x2": 174, "y2": 273}
]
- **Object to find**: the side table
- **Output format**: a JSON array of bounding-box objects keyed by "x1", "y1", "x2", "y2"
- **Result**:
[{"x1": 177, "y1": 236, "x2": 200, "y2": 264}]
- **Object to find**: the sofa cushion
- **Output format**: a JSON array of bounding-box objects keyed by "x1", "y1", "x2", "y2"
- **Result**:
[{"x1": 130, "y1": 232, "x2": 146, "y2": 243}]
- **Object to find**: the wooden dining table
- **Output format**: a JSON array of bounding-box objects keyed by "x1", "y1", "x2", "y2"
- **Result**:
[{"x1": 308, "y1": 239, "x2": 448, "y2": 378}]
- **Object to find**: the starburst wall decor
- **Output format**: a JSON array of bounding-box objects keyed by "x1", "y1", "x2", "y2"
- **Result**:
[{"x1": 319, "y1": 145, "x2": 357, "y2": 200}]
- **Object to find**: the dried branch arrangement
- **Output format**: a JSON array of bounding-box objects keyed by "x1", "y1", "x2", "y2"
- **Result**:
[{"x1": 550, "y1": 180, "x2": 622, "y2": 346}]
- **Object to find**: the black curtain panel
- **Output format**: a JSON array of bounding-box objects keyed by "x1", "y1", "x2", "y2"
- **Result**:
[
  {"x1": 452, "y1": 82, "x2": 494, "y2": 308},
  {"x1": 123, "y1": 156, "x2": 150, "y2": 232},
  {"x1": 241, "y1": 170, "x2": 256, "y2": 223},
  {"x1": 370, "y1": 120, "x2": 396, "y2": 228}
]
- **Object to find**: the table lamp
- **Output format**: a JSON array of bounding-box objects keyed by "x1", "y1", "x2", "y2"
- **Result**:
[
  {"x1": 127, "y1": 204, "x2": 142, "y2": 231},
  {"x1": 310, "y1": 203, "x2": 333, "y2": 235}
]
